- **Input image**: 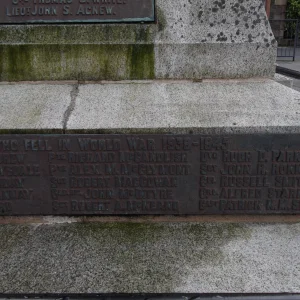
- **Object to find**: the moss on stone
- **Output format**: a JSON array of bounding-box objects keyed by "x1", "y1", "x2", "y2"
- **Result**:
[
  {"x1": 0, "y1": 222, "x2": 253, "y2": 293},
  {"x1": 71, "y1": 221, "x2": 252, "y2": 281},
  {"x1": 0, "y1": 23, "x2": 156, "y2": 81},
  {"x1": 74, "y1": 222, "x2": 164, "y2": 244},
  {"x1": 0, "y1": 45, "x2": 34, "y2": 81},
  {"x1": 156, "y1": 7, "x2": 167, "y2": 32},
  {"x1": 0, "y1": 43, "x2": 155, "y2": 81},
  {"x1": 128, "y1": 44, "x2": 155, "y2": 79},
  {"x1": 65, "y1": 128, "x2": 177, "y2": 135},
  {"x1": 0, "y1": 129, "x2": 64, "y2": 134},
  {"x1": 187, "y1": 223, "x2": 251, "y2": 241},
  {"x1": 0, "y1": 225, "x2": 31, "y2": 255}
]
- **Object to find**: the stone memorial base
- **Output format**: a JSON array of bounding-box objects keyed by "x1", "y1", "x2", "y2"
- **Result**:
[
  {"x1": 0, "y1": 0, "x2": 276, "y2": 81},
  {"x1": 0, "y1": 0, "x2": 292, "y2": 294},
  {"x1": 1, "y1": 79, "x2": 299, "y2": 134},
  {"x1": 0, "y1": 220, "x2": 299, "y2": 294},
  {"x1": 0, "y1": 79, "x2": 299, "y2": 293}
]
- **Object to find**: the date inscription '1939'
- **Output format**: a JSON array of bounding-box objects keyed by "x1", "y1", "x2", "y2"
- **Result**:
[
  {"x1": 0, "y1": 0, "x2": 155, "y2": 24},
  {"x1": 1, "y1": 134, "x2": 300, "y2": 216}
]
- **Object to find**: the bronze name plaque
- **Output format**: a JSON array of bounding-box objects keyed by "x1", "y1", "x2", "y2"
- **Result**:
[
  {"x1": 0, "y1": 0, "x2": 155, "y2": 24},
  {"x1": 1, "y1": 134, "x2": 300, "y2": 216}
]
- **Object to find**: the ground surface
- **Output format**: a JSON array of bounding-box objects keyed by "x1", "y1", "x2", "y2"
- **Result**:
[
  {"x1": 0, "y1": 222, "x2": 299, "y2": 294},
  {"x1": 292, "y1": 78, "x2": 300, "y2": 92},
  {"x1": 277, "y1": 53, "x2": 300, "y2": 92}
]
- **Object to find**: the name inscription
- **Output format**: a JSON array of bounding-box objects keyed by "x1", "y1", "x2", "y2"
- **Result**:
[
  {"x1": 1, "y1": 134, "x2": 300, "y2": 215},
  {"x1": 0, "y1": 0, "x2": 155, "y2": 24}
]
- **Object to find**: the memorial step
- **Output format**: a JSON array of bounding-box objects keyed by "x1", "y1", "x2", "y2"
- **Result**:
[
  {"x1": 0, "y1": 79, "x2": 299, "y2": 216},
  {"x1": 0, "y1": 79, "x2": 299, "y2": 134},
  {"x1": 0, "y1": 221, "x2": 299, "y2": 293},
  {"x1": 0, "y1": 0, "x2": 298, "y2": 295}
]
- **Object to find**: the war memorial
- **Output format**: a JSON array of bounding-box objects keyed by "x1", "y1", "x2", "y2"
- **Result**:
[{"x1": 0, "y1": 0, "x2": 300, "y2": 296}]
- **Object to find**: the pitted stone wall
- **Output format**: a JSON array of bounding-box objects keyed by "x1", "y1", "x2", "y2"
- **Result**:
[{"x1": 0, "y1": 0, "x2": 276, "y2": 81}]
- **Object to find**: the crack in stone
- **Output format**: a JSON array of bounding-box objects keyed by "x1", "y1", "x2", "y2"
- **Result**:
[{"x1": 63, "y1": 83, "x2": 79, "y2": 132}]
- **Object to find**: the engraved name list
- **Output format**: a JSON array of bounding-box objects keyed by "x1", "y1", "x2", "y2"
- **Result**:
[
  {"x1": 0, "y1": 134, "x2": 300, "y2": 216},
  {"x1": 0, "y1": 0, "x2": 155, "y2": 24}
]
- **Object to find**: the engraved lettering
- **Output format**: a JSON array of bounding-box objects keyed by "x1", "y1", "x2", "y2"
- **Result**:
[
  {"x1": 1, "y1": 0, "x2": 155, "y2": 24},
  {"x1": 0, "y1": 134, "x2": 300, "y2": 215}
]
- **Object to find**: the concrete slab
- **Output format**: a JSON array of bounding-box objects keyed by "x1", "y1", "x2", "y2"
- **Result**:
[
  {"x1": 67, "y1": 80, "x2": 300, "y2": 134},
  {"x1": 0, "y1": 84, "x2": 73, "y2": 132},
  {"x1": 0, "y1": 222, "x2": 299, "y2": 293}
]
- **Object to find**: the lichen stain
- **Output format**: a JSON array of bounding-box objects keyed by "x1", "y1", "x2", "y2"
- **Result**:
[
  {"x1": 0, "y1": 222, "x2": 252, "y2": 293},
  {"x1": 0, "y1": 25, "x2": 155, "y2": 81},
  {"x1": 0, "y1": 225, "x2": 31, "y2": 255},
  {"x1": 70, "y1": 222, "x2": 251, "y2": 292}
]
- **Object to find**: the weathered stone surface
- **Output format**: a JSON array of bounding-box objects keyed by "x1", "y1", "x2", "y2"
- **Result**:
[
  {"x1": 0, "y1": 0, "x2": 276, "y2": 81},
  {"x1": 0, "y1": 84, "x2": 72, "y2": 132},
  {"x1": 274, "y1": 73, "x2": 293, "y2": 88},
  {"x1": 0, "y1": 80, "x2": 299, "y2": 133},
  {"x1": 0, "y1": 222, "x2": 299, "y2": 293},
  {"x1": 66, "y1": 80, "x2": 300, "y2": 134}
]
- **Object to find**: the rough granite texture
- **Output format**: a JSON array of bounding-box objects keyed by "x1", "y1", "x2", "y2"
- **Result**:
[
  {"x1": 274, "y1": 73, "x2": 293, "y2": 88},
  {"x1": 0, "y1": 222, "x2": 299, "y2": 293},
  {"x1": 0, "y1": 0, "x2": 276, "y2": 81},
  {"x1": 67, "y1": 80, "x2": 300, "y2": 133},
  {"x1": 0, "y1": 84, "x2": 72, "y2": 132},
  {"x1": 0, "y1": 80, "x2": 299, "y2": 133},
  {"x1": 0, "y1": 80, "x2": 297, "y2": 134}
]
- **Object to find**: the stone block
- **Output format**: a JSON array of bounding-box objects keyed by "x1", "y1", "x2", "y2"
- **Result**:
[
  {"x1": 66, "y1": 80, "x2": 300, "y2": 134},
  {"x1": 0, "y1": 83, "x2": 72, "y2": 132},
  {"x1": 0, "y1": 80, "x2": 299, "y2": 134},
  {"x1": 274, "y1": 73, "x2": 293, "y2": 88},
  {"x1": 0, "y1": 222, "x2": 299, "y2": 293},
  {"x1": 0, "y1": 0, "x2": 277, "y2": 81}
]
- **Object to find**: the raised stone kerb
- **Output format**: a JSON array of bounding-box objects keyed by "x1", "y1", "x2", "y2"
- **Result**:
[
  {"x1": 0, "y1": 80, "x2": 299, "y2": 134},
  {"x1": 0, "y1": 83, "x2": 72, "y2": 132},
  {"x1": 0, "y1": 222, "x2": 299, "y2": 293},
  {"x1": 66, "y1": 80, "x2": 300, "y2": 134},
  {"x1": 0, "y1": 0, "x2": 276, "y2": 81}
]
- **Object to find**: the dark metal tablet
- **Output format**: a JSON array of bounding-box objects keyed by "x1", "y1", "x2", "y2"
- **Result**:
[
  {"x1": 0, "y1": 0, "x2": 155, "y2": 24},
  {"x1": 1, "y1": 134, "x2": 300, "y2": 215}
]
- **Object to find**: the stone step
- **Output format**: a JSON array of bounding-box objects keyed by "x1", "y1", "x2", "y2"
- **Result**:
[
  {"x1": 0, "y1": 221, "x2": 299, "y2": 293},
  {"x1": 0, "y1": 79, "x2": 299, "y2": 134},
  {"x1": 0, "y1": 80, "x2": 299, "y2": 293},
  {"x1": 1, "y1": 296, "x2": 300, "y2": 300}
]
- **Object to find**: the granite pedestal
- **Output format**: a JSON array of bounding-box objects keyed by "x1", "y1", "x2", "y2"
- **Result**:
[
  {"x1": 0, "y1": 79, "x2": 299, "y2": 292},
  {"x1": 0, "y1": 0, "x2": 299, "y2": 295},
  {"x1": 0, "y1": 0, "x2": 276, "y2": 81}
]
